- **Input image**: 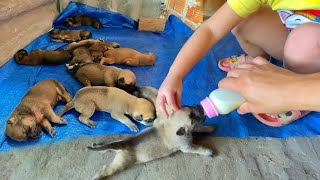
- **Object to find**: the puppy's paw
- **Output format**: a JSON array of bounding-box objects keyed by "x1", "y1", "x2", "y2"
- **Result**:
[
  {"x1": 49, "y1": 128, "x2": 56, "y2": 137},
  {"x1": 87, "y1": 121, "x2": 97, "y2": 128},
  {"x1": 202, "y1": 149, "x2": 214, "y2": 157},
  {"x1": 60, "y1": 118, "x2": 68, "y2": 124},
  {"x1": 128, "y1": 124, "x2": 139, "y2": 132}
]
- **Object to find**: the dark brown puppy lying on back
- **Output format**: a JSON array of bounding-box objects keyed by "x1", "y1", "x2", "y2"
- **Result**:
[
  {"x1": 14, "y1": 49, "x2": 71, "y2": 66},
  {"x1": 5, "y1": 80, "x2": 72, "y2": 141},
  {"x1": 66, "y1": 63, "x2": 137, "y2": 93},
  {"x1": 49, "y1": 29, "x2": 92, "y2": 43},
  {"x1": 66, "y1": 47, "x2": 94, "y2": 69},
  {"x1": 64, "y1": 14, "x2": 102, "y2": 29},
  {"x1": 65, "y1": 39, "x2": 120, "y2": 61},
  {"x1": 100, "y1": 48, "x2": 156, "y2": 66}
]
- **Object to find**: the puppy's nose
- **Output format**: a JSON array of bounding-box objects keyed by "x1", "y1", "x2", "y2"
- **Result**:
[{"x1": 190, "y1": 104, "x2": 206, "y2": 123}]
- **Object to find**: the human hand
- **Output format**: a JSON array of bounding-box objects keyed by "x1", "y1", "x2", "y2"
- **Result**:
[
  {"x1": 218, "y1": 57, "x2": 304, "y2": 114},
  {"x1": 156, "y1": 75, "x2": 183, "y2": 118}
]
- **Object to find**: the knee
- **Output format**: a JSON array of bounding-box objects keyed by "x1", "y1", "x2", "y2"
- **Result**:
[{"x1": 284, "y1": 23, "x2": 320, "y2": 73}]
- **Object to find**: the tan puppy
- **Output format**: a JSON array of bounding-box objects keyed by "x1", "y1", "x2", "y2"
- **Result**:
[
  {"x1": 65, "y1": 39, "x2": 120, "y2": 61},
  {"x1": 68, "y1": 63, "x2": 137, "y2": 93},
  {"x1": 5, "y1": 80, "x2": 72, "y2": 141},
  {"x1": 14, "y1": 49, "x2": 71, "y2": 66},
  {"x1": 49, "y1": 29, "x2": 92, "y2": 43},
  {"x1": 88, "y1": 105, "x2": 213, "y2": 180},
  {"x1": 64, "y1": 14, "x2": 102, "y2": 29},
  {"x1": 100, "y1": 48, "x2": 156, "y2": 66},
  {"x1": 66, "y1": 47, "x2": 94, "y2": 68},
  {"x1": 58, "y1": 86, "x2": 156, "y2": 131}
]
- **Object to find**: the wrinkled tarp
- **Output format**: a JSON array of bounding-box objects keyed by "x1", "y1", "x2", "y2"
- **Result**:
[{"x1": 1, "y1": 2, "x2": 319, "y2": 151}]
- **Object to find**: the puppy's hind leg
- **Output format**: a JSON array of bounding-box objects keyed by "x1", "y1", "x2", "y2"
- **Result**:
[
  {"x1": 180, "y1": 144, "x2": 213, "y2": 157},
  {"x1": 93, "y1": 150, "x2": 135, "y2": 180},
  {"x1": 78, "y1": 76, "x2": 92, "y2": 87},
  {"x1": 111, "y1": 112, "x2": 138, "y2": 132},
  {"x1": 76, "y1": 102, "x2": 96, "y2": 128},
  {"x1": 55, "y1": 82, "x2": 72, "y2": 103}
]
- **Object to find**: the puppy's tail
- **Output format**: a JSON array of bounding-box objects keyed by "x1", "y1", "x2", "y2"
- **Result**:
[
  {"x1": 58, "y1": 101, "x2": 75, "y2": 116},
  {"x1": 87, "y1": 141, "x2": 126, "y2": 151}
]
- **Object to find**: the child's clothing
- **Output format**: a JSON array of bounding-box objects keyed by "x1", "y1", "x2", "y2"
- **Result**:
[
  {"x1": 228, "y1": 0, "x2": 320, "y2": 18},
  {"x1": 278, "y1": 10, "x2": 320, "y2": 31}
]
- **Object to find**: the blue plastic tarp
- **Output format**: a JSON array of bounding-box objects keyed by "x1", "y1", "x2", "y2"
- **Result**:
[{"x1": 1, "y1": 2, "x2": 319, "y2": 151}]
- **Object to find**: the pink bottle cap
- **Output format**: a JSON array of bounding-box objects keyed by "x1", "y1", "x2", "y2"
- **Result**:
[{"x1": 200, "y1": 97, "x2": 219, "y2": 118}]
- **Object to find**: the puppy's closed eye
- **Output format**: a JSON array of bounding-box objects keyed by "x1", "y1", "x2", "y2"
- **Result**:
[{"x1": 176, "y1": 127, "x2": 186, "y2": 136}]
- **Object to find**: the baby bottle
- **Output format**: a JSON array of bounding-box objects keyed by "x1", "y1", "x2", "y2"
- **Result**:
[{"x1": 200, "y1": 88, "x2": 245, "y2": 118}]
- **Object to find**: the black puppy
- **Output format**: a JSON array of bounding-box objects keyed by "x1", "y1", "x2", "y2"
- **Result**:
[{"x1": 64, "y1": 14, "x2": 102, "y2": 29}]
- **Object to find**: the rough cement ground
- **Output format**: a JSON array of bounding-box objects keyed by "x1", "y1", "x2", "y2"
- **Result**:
[{"x1": 1, "y1": 135, "x2": 320, "y2": 180}]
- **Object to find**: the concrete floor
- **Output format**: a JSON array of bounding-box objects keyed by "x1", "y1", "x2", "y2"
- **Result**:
[{"x1": 1, "y1": 135, "x2": 320, "y2": 180}]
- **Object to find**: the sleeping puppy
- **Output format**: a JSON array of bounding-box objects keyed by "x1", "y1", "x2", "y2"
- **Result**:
[
  {"x1": 67, "y1": 63, "x2": 137, "y2": 93},
  {"x1": 65, "y1": 39, "x2": 120, "y2": 61},
  {"x1": 14, "y1": 49, "x2": 71, "y2": 66},
  {"x1": 5, "y1": 80, "x2": 72, "y2": 141},
  {"x1": 99, "y1": 48, "x2": 156, "y2": 66},
  {"x1": 49, "y1": 29, "x2": 92, "y2": 43},
  {"x1": 58, "y1": 86, "x2": 156, "y2": 131},
  {"x1": 88, "y1": 105, "x2": 214, "y2": 180},
  {"x1": 66, "y1": 47, "x2": 94, "y2": 68},
  {"x1": 64, "y1": 14, "x2": 102, "y2": 29}
]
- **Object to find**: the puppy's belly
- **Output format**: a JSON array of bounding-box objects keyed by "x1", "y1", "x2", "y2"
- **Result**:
[{"x1": 135, "y1": 145, "x2": 176, "y2": 163}]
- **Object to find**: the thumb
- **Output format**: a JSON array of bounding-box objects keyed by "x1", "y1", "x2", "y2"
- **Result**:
[{"x1": 237, "y1": 102, "x2": 251, "y2": 114}]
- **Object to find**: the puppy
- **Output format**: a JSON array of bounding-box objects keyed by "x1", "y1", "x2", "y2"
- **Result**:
[
  {"x1": 49, "y1": 29, "x2": 92, "y2": 43},
  {"x1": 87, "y1": 86, "x2": 215, "y2": 179},
  {"x1": 67, "y1": 63, "x2": 137, "y2": 93},
  {"x1": 65, "y1": 39, "x2": 120, "y2": 61},
  {"x1": 58, "y1": 86, "x2": 156, "y2": 131},
  {"x1": 64, "y1": 14, "x2": 102, "y2": 29},
  {"x1": 14, "y1": 49, "x2": 71, "y2": 66},
  {"x1": 100, "y1": 48, "x2": 156, "y2": 66},
  {"x1": 5, "y1": 80, "x2": 72, "y2": 141},
  {"x1": 66, "y1": 47, "x2": 94, "y2": 68},
  {"x1": 88, "y1": 105, "x2": 214, "y2": 179}
]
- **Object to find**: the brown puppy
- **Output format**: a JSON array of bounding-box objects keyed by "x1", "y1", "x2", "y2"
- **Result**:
[
  {"x1": 65, "y1": 39, "x2": 120, "y2": 61},
  {"x1": 68, "y1": 63, "x2": 137, "y2": 93},
  {"x1": 5, "y1": 80, "x2": 72, "y2": 141},
  {"x1": 100, "y1": 48, "x2": 156, "y2": 66},
  {"x1": 66, "y1": 47, "x2": 94, "y2": 69},
  {"x1": 49, "y1": 29, "x2": 92, "y2": 43},
  {"x1": 58, "y1": 86, "x2": 156, "y2": 131},
  {"x1": 88, "y1": 105, "x2": 214, "y2": 180},
  {"x1": 14, "y1": 49, "x2": 71, "y2": 66},
  {"x1": 64, "y1": 14, "x2": 102, "y2": 29}
]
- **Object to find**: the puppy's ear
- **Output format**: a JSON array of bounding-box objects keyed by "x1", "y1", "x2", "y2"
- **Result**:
[{"x1": 176, "y1": 127, "x2": 186, "y2": 136}]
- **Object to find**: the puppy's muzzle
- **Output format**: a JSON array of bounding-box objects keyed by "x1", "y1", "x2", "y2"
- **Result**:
[
  {"x1": 26, "y1": 124, "x2": 42, "y2": 140},
  {"x1": 189, "y1": 105, "x2": 206, "y2": 123}
]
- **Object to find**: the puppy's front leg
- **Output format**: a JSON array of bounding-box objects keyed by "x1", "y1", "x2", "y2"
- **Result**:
[
  {"x1": 180, "y1": 144, "x2": 213, "y2": 157},
  {"x1": 193, "y1": 124, "x2": 215, "y2": 133},
  {"x1": 42, "y1": 107, "x2": 67, "y2": 124},
  {"x1": 111, "y1": 112, "x2": 138, "y2": 132},
  {"x1": 40, "y1": 118, "x2": 56, "y2": 137}
]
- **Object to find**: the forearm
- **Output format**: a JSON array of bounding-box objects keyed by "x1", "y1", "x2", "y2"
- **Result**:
[
  {"x1": 297, "y1": 73, "x2": 320, "y2": 111},
  {"x1": 167, "y1": 2, "x2": 243, "y2": 79}
]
